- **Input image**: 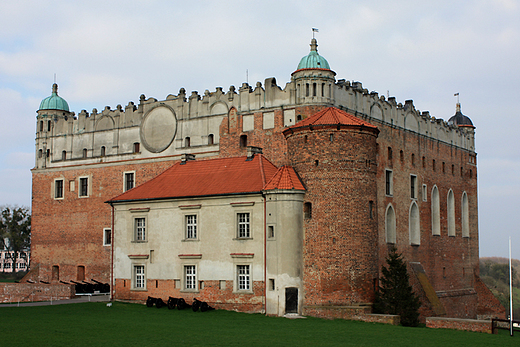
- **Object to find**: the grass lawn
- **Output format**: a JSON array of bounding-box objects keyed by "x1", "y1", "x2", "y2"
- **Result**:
[{"x1": 1, "y1": 302, "x2": 517, "y2": 346}]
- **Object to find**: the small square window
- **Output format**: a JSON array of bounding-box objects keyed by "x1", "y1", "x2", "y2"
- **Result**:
[
  {"x1": 186, "y1": 215, "x2": 197, "y2": 239},
  {"x1": 134, "y1": 265, "x2": 145, "y2": 289},
  {"x1": 135, "y1": 218, "x2": 146, "y2": 241},
  {"x1": 237, "y1": 265, "x2": 250, "y2": 291},
  {"x1": 79, "y1": 177, "x2": 89, "y2": 197},
  {"x1": 185, "y1": 265, "x2": 196, "y2": 290},
  {"x1": 237, "y1": 213, "x2": 250, "y2": 238},
  {"x1": 103, "y1": 228, "x2": 112, "y2": 246},
  {"x1": 54, "y1": 179, "x2": 64, "y2": 199}
]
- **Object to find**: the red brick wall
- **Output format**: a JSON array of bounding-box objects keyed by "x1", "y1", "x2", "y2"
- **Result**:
[
  {"x1": 114, "y1": 279, "x2": 263, "y2": 312},
  {"x1": 373, "y1": 120, "x2": 479, "y2": 318},
  {"x1": 285, "y1": 125, "x2": 379, "y2": 306},
  {"x1": 0, "y1": 283, "x2": 75, "y2": 303},
  {"x1": 426, "y1": 317, "x2": 492, "y2": 334},
  {"x1": 31, "y1": 160, "x2": 174, "y2": 284}
]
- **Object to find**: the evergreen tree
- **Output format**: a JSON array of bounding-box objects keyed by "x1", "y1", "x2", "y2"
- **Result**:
[{"x1": 373, "y1": 247, "x2": 421, "y2": 327}]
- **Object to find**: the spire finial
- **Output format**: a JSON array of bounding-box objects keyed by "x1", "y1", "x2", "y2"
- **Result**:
[
  {"x1": 454, "y1": 93, "x2": 460, "y2": 112},
  {"x1": 52, "y1": 83, "x2": 58, "y2": 95}
]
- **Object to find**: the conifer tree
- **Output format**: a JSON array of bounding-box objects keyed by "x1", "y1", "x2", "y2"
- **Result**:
[{"x1": 373, "y1": 247, "x2": 421, "y2": 327}]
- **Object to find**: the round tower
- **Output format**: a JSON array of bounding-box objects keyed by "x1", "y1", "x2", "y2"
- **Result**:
[
  {"x1": 36, "y1": 83, "x2": 71, "y2": 168},
  {"x1": 291, "y1": 38, "x2": 336, "y2": 105},
  {"x1": 283, "y1": 107, "x2": 380, "y2": 309}
]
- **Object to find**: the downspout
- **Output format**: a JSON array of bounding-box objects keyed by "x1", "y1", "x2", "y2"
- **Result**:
[
  {"x1": 110, "y1": 203, "x2": 115, "y2": 301},
  {"x1": 264, "y1": 195, "x2": 267, "y2": 316}
]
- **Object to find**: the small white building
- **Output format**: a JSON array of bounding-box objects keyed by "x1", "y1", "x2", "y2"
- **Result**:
[{"x1": 108, "y1": 149, "x2": 306, "y2": 315}]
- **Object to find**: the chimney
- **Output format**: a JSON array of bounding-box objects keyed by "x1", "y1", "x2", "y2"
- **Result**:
[
  {"x1": 246, "y1": 146, "x2": 263, "y2": 160},
  {"x1": 180, "y1": 154, "x2": 196, "y2": 165}
]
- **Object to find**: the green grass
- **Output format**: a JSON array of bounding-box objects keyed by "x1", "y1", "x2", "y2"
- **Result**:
[{"x1": 1, "y1": 302, "x2": 518, "y2": 346}]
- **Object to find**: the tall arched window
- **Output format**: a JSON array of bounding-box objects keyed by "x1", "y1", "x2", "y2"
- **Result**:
[
  {"x1": 462, "y1": 192, "x2": 469, "y2": 238},
  {"x1": 100, "y1": 146, "x2": 106, "y2": 157},
  {"x1": 447, "y1": 189, "x2": 455, "y2": 236},
  {"x1": 208, "y1": 134, "x2": 214, "y2": 145},
  {"x1": 385, "y1": 204, "x2": 396, "y2": 244},
  {"x1": 62, "y1": 151, "x2": 67, "y2": 161},
  {"x1": 409, "y1": 202, "x2": 420, "y2": 245},
  {"x1": 431, "y1": 186, "x2": 440, "y2": 236}
]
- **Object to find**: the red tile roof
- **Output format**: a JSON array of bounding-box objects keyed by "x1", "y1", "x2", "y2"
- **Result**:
[
  {"x1": 108, "y1": 155, "x2": 286, "y2": 203},
  {"x1": 288, "y1": 107, "x2": 378, "y2": 130},
  {"x1": 264, "y1": 166, "x2": 305, "y2": 191}
]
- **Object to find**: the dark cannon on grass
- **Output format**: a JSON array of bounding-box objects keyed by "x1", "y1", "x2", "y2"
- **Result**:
[
  {"x1": 146, "y1": 296, "x2": 166, "y2": 308},
  {"x1": 192, "y1": 298, "x2": 215, "y2": 312}
]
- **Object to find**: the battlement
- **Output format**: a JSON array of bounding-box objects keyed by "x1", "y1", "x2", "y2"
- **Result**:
[{"x1": 34, "y1": 75, "x2": 475, "y2": 170}]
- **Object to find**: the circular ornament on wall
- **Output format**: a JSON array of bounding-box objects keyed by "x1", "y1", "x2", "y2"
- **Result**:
[{"x1": 140, "y1": 104, "x2": 177, "y2": 153}]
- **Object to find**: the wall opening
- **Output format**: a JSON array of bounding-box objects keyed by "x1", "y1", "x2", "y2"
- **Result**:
[
  {"x1": 77, "y1": 265, "x2": 85, "y2": 281},
  {"x1": 285, "y1": 287, "x2": 298, "y2": 314}
]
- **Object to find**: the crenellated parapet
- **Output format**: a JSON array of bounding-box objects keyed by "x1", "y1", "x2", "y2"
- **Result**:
[{"x1": 34, "y1": 55, "x2": 475, "y2": 171}]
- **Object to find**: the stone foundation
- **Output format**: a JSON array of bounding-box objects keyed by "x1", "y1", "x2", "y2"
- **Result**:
[{"x1": 426, "y1": 317, "x2": 492, "y2": 334}]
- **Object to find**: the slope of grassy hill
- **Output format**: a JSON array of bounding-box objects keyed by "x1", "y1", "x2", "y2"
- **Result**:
[{"x1": 480, "y1": 257, "x2": 520, "y2": 318}]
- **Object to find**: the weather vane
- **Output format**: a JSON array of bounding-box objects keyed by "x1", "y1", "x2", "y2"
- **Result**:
[{"x1": 454, "y1": 92, "x2": 460, "y2": 104}]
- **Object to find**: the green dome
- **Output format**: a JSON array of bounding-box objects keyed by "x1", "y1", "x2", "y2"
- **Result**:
[
  {"x1": 39, "y1": 83, "x2": 69, "y2": 112},
  {"x1": 297, "y1": 38, "x2": 330, "y2": 70}
]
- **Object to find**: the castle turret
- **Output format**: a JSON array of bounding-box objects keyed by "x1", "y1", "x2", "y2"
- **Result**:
[
  {"x1": 291, "y1": 38, "x2": 336, "y2": 105},
  {"x1": 36, "y1": 83, "x2": 72, "y2": 168},
  {"x1": 283, "y1": 107, "x2": 380, "y2": 312}
]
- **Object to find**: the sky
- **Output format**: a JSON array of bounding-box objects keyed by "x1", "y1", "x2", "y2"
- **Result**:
[{"x1": 0, "y1": 0, "x2": 518, "y2": 258}]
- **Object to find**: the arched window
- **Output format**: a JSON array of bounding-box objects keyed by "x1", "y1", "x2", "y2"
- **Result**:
[
  {"x1": 462, "y1": 192, "x2": 469, "y2": 238},
  {"x1": 83, "y1": 148, "x2": 87, "y2": 158},
  {"x1": 431, "y1": 186, "x2": 440, "y2": 236},
  {"x1": 39, "y1": 121, "x2": 44, "y2": 132},
  {"x1": 409, "y1": 201, "x2": 420, "y2": 245},
  {"x1": 38, "y1": 149, "x2": 43, "y2": 158},
  {"x1": 185, "y1": 137, "x2": 191, "y2": 147},
  {"x1": 208, "y1": 134, "x2": 214, "y2": 145},
  {"x1": 62, "y1": 151, "x2": 67, "y2": 161},
  {"x1": 306, "y1": 83, "x2": 309, "y2": 97},
  {"x1": 100, "y1": 146, "x2": 106, "y2": 157},
  {"x1": 133, "y1": 142, "x2": 140, "y2": 153},
  {"x1": 312, "y1": 83, "x2": 317, "y2": 97},
  {"x1": 385, "y1": 204, "x2": 396, "y2": 244},
  {"x1": 388, "y1": 147, "x2": 393, "y2": 161},
  {"x1": 447, "y1": 189, "x2": 455, "y2": 236}
]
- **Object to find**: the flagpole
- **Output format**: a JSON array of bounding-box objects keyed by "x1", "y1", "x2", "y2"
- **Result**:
[{"x1": 510, "y1": 236, "x2": 513, "y2": 336}]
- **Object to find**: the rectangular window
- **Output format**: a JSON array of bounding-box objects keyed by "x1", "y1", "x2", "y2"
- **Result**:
[
  {"x1": 237, "y1": 213, "x2": 250, "y2": 238},
  {"x1": 103, "y1": 228, "x2": 112, "y2": 246},
  {"x1": 134, "y1": 265, "x2": 145, "y2": 289},
  {"x1": 135, "y1": 218, "x2": 146, "y2": 241},
  {"x1": 186, "y1": 215, "x2": 197, "y2": 239},
  {"x1": 410, "y1": 175, "x2": 417, "y2": 199},
  {"x1": 55, "y1": 179, "x2": 64, "y2": 199},
  {"x1": 79, "y1": 177, "x2": 89, "y2": 197},
  {"x1": 124, "y1": 172, "x2": 135, "y2": 191},
  {"x1": 237, "y1": 265, "x2": 250, "y2": 291},
  {"x1": 185, "y1": 265, "x2": 196, "y2": 290},
  {"x1": 385, "y1": 170, "x2": 393, "y2": 196}
]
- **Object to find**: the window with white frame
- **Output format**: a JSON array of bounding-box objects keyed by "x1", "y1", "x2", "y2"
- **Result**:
[
  {"x1": 103, "y1": 228, "x2": 112, "y2": 246},
  {"x1": 185, "y1": 215, "x2": 197, "y2": 239},
  {"x1": 237, "y1": 213, "x2": 250, "y2": 238},
  {"x1": 184, "y1": 265, "x2": 196, "y2": 290},
  {"x1": 237, "y1": 265, "x2": 250, "y2": 291},
  {"x1": 124, "y1": 172, "x2": 135, "y2": 191},
  {"x1": 79, "y1": 177, "x2": 89, "y2": 197},
  {"x1": 135, "y1": 218, "x2": 146, "y2": 241},
  {"x1": 54, "y1": 179, "x2": 64, "y2": 199},
  {"x1": 134, "y1": 265, "x2": 145, "y2": 289}
]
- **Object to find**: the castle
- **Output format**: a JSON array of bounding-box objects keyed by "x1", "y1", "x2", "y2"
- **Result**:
[{"x1": 30, "y1": 38, "x2": 504, "y2": 320}]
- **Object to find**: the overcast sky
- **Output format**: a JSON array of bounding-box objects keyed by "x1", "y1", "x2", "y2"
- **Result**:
[{"x1": 0, "y1": 1, "x2": 518, "y2": 258}]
